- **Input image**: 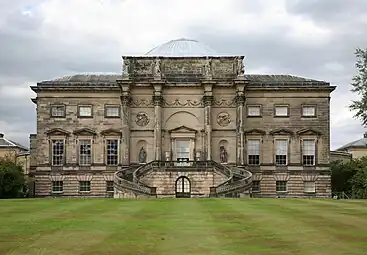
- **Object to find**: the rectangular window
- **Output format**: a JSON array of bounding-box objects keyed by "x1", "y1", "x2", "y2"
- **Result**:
[
  {"x1": 106, "y1": 139, "x2": 119, "y2": 165},
  {"x1": 105, "y1": 105, "x2": 120, "y2": 118},
  {"x1": 79, "y1": 181, "x2": 91, "y2": 192},
  {"x1": 276, "y1": 181, "x2": 287, "y2": 192},
  {"x1": 78, "y1": 105, "x2": 92, "y2": 117},
  {"x1": 51, "y1": 140, "x2": 64, "y2": 166},
  {"x1": 106, "y1": 181, "x2": 114, "y2": 192},
  {"x1": 302, "y1": 106, "x2": 316, "y2": 117},
  {"x1": 275, "y1": 139, "x2": 288, "y2": 166},
  {"x1": 252, "y1": 181, "x2": 260, "y2": 192},
  {"x1": 275, "y1": 105, "x2": 289, "y2": 117},
  {"x1": 51, "y1": 105, "x2": 65, "y2": 117},
  {"x1": 247, "y1": 139, "x2": 260, "y2": 165},
  {"x1": 302, "y1": 139, "x2": 316, "y2": 166},
  {"x1": 304, "y1": 181, "x2": 316, "y2": 193},
  {"x1": 52, "y1": 181, "x2": 63, "y2": 193},
  {"x1": 247, "y1": 105, "x2": 261, "y2": 117},
  {"x1": 79, "y1": 140, "x2": 92, "y2": 166}
]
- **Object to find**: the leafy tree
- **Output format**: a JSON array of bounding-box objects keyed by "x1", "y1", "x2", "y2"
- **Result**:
[
  {"x1": 350, "y1": 48, "x2": 367, "y2": 125},
  {"x1": 0, "y1": 156, "x2": 26, "y2": 198}
]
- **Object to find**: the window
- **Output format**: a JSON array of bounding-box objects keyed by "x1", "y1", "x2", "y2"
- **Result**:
[
  {"x1": 51, "y1": 140, "x2": 64, "y2": 166},
  {"x1": 275, "y1": 105, "x2": 289, "y2": 117},
  {"x1": 51, "y1": 105, "x2": 65, "y2": 117},
  {"x1": 247, "y1": 105, "x2": 261, "y2": 117},
  {"x1": 106, "y1": 181, "x2": 114, "y2": 192},
  {"x1": 302, "y1": 106, "x2": 316, "y2": 117},
  {"x1": 52, "y1": 181, "x2": 63, "y2": 193},
  {"x1": 304, "y1": 181, "x2": 316, "y2": 193},
  {"x1": 79, "y1": 181, "x2": 91, "y2": 192},
  {"x1": 275, "y1": 139, "x2": 288, "y2": 166},
  {"x1": 247, "y1": 139, "x2": 260, "y2": 165},
  {"x1": 106, "y1": 139, "x2": 119, "y2": 165},
  {"x1": 302, "y1": 139, "x2": 316, "y2": 165},
  {"x1": 105, "y1": 105, "x2": 120, "y2": 118},
  {"x1": 78, "y1": 105, "x2": 92, "y2": 117},
  {"x1": 276, "y1": 181, "x2": 287, "y2": 192},
  {"x1": 252, "y1": 181, "x2": 260, "y2": 192},
  {"x1": 79, "y1": 140, "x2": 92, "y2": 166}
]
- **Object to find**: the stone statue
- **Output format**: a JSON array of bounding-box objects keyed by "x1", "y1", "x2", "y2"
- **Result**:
[
  {"x1": 139, "y1": 146, "x2": 147, "y2": 163},
  {"x1": 204, "y1": 57, "x2": 212, "y2": 77},
  {"x1": 220, "y1": 146, "x2": 228, "y2": 163},
  {"x1": 153, "y1": 58, "x2": 161, "y2": 77},
  {"x1": 123, "y1": 58, "x2": 130, "y2": 78},
  {"x1": 236, "y1": 57, "x2": 244, "y2": 77}
]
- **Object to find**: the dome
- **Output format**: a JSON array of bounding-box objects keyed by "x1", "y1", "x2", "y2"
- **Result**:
[{"x1": 145, "y1": 38, "x2": 219, "y2": 57}]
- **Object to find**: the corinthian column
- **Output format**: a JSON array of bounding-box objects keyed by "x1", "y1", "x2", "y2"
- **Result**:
[
  {"x1": 235, "y1": 80, "x2": 246, "y2": 165},
  {"x1": 152, "y1": 82, "x2": 164, "y2": 161},
  {"x1": 120, "y1": 93, "x2": 131, "y2": 166},
  {"x1": 203, "y1": 95, "x2": 213, "y2": 160}
]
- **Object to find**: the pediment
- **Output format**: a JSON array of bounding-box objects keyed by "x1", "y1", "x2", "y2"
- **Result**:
[
  {"x1": 244, "y1": 128, "x2": 266, "y2": 135},
  {"x1": 45, "y1": 128, "x2": 70, "y2": 136},
  {"x1": 169, "y1": 125, "x2": 197, "y2": 133},
  {"x1": 73, "y1": 128, "x2": 97, "y2": 136},
  {"x1": 296, "y1": 128, "x2": 322, "y2": 136},
  {"x1": 269, "y1": 128, "x2": 294, "y2": 136},
  {"x1": 100, "y1": 128, "x2": 122, "y2": 136}
]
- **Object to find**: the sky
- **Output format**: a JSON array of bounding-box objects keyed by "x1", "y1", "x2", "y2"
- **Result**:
[{"x1": 0, "y1": 0, "x2": 366, "y2": 150}]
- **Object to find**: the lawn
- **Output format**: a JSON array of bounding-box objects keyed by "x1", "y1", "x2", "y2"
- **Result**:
[{"x1": 0, "y1": 198, "x2": 366, "y2": 255}]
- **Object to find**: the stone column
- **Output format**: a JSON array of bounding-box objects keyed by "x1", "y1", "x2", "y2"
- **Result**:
[
  {"x1": 203, "y1": 95, "x2": 213, "y2": 160},
  {"x1": 235, "y1": 80, "x2": 246, "y2": 165},
  {"x1": 120, "y1": 92, "x2": 131, "y2": 166},
  {"x1": 152, "y1": 82, "x2": 164, "y2": 161}
]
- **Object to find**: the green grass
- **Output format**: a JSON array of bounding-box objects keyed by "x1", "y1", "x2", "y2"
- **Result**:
[{"x1": 0, "y1": 198, "x2": 366, "y2": 255}]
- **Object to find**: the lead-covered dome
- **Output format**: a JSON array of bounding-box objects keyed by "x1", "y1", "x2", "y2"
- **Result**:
[{"x1": 145, "y1": 38, "x2": 218, "y2": 57}]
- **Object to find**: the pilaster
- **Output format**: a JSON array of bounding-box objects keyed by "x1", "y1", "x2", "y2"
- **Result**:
[
  {"x1": 202, "y1": 81, "x2": 215, "y2": 160},
  {"x1": 234, "y1": 79, "x2": 247, "y2": 165},
  {"x1": 152, "y1": 82, "x2": 164, "y2": 161},
  {"x1": 118, "y1": 80, "x2": 132, "y2": 166}
]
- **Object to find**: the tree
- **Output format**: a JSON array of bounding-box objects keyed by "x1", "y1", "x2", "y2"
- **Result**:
[
  {"x1": 0, "y1": 156, "x2": 26, "y2": 198},
  {"x1": 350, "y1": 48, "x2": 367, "y2": 125}
]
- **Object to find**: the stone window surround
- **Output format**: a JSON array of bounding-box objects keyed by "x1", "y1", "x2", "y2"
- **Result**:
[
  {"x1": 246, "y1": 104, "x2": 262, "y2": 117},
  {"x1": 301, "y1": 104, "x2": 317, "y2": 118},
  {"x1": 274, "y1": 104, "x2": 290, "y2": 117},
  {"x1": 77, "y1": 104, "x2": 93, "y2": 118},
  {"x1": 169, "y1": 127, "x2": 197, "y2": 162},
  {"x1": 50, "y1": 104, "x2": 66, "y2": 118},
  {"x1": 104, "y1": 104, "x2": 121, "y2": 118}
]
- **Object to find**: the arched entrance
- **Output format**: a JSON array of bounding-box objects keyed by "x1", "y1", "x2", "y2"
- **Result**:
[{"x1": 175, "y1": 176, "x2": 191, "y2": 198}]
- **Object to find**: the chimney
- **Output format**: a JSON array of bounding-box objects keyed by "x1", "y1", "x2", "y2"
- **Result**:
[
  {"x1": 0, "y1": 133, "x2": 4, "y2": 138},
  {"x1": 364, "y1": 132, "x2": 367, "y2": 138}
]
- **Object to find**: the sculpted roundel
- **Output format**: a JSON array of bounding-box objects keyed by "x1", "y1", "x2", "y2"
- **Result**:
[
  {"x1": 135, "y1": 112, "x2": 149, "y2": 127},
  {"x1": 217, "y1": 112, "x2": 231, "y2": 127}
]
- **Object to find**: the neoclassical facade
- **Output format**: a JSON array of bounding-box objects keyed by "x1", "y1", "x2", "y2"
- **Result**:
[{"x1": 29, "y1": 39, "x2": 335, "y2": 198}]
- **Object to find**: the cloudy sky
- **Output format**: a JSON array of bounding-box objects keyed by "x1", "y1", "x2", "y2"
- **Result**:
[{"x1": 0, "y1": 0, "x2": 366, "y2": 149}]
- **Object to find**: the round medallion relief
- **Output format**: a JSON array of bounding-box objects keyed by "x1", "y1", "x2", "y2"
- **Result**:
[
  {"x1": 135, "y1": 112, "x2": 149, "y2": 126},
  {"x1": 217, "y1": 112, "x2": 231, "y2": 127}
]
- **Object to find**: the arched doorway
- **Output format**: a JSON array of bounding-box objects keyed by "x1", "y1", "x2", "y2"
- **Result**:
[{"x1": 175, "y1": 176, "x2": 191, "y2": 198}]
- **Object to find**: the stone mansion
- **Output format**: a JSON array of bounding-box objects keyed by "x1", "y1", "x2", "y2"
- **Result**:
[{"x1": 29, "y1": 38, "x2": 335, "y2": 198}]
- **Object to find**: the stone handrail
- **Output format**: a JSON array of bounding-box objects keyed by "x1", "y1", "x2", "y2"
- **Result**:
[
  {"x1": 114, "y1": 167, "x2": 153, "y2": 195},
  {"x1": 214, "y1": 165, "x2": 253, "y2": 195},
  {"x1": 210, "y1": 161, "x2": 233, "y2": 188}
]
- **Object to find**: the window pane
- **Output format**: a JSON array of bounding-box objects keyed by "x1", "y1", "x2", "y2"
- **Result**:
[
  {"x1": 51, "y1": 106, "x2": 65, "y2": 117},
  {"x1": 276, "y1": 140, "x2": 288, "y2": 155},
  {"x1": 79, "y1": 140, "x2": 92, "y2": 165},
  {"x1": 79, "y1": 106, "x2": 92, "y2": 116},
  {"x1": 304, "y1": 181, "x2": 316, "y2": 192},
  {"x1": 52, "y1": 140, "x2": 64, "y2": 166},
  {"x1": 276, "y1": 181, "x2": 287, "y2": 192},
  {"x1": 252, "y1": 181, "x2": 260, "y2": 192},
  {"x1": 79, "y1": 181, "x2": 91, "y2": 192},
  {"x1": 247, "y1": 140, "x2": 260, "y2": 155},
  {"x1": 303, "y1": 106, "x2": 315, "y2": 116},
  {"x1": 248, "y1": 106, "x2": 260, "y2": 116},
  {"x1": 303, "y1": 140, "x2": 315, "y2": 155},
  {"x1": 52, "y1": 181, "x2": 63, "y2": 192},
  {"x1": 106, "y1": 106, "x2": 120, "y2": 117},
  {"x1": 275, "y1": 106, "x2": 288, "y2": 116},
  {"x1": 106, "y1": 140, "x2": 119, "y2": 165},
  {"x1": 106, "y1": 181, "x2": 114, "y2": 192}
]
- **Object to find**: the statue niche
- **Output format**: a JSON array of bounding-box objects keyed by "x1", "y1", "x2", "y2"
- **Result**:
[
  {"x1": 220, "y1": 146, "x2": 228, "y2": 164},
  {"x1": 139, "y1": 146, "x2": 147, "y2": 164}
]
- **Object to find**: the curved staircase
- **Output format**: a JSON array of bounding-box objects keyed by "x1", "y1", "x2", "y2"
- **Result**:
[{"x1": 114, "y1": 160, "x2": 252, "y2": 198}]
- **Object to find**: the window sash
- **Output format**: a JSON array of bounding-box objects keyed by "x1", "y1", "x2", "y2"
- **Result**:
[
  {"x1": 106, "y1": 106, "x2": 120, "y2": 117},
  {"x1": 52, "y1": 181, "x2": 63, "y2": 192},
  {"x1": 79, "y1": 106, "x2": 92, "y2": 117},
  {"x1": 302, "y1": 106, "x2": 315, "y2": 116},
  {"x1": 275, "y1": 106, "x2": 288, "y2": 116},
  {"x1": 79, "y1": 140, "x2": 92, "y2": 166},
  {"x1": 106, "y1": 181, "x2": 114, "y2": 192},
  {"x1": 51, "y1": 106, "x2": 65, "y2": 117},
  {"x1": 304, "y1": 181, "x2": 316, "y2": 193},
  {"x1": 276, "y1": 181, "x2": 287, "y2": 192},
  {"x1": 79, "y1": 181, "x2": 91, "y2": 192},
  {"x1": 106, "y1": 139, "x2": 119, "y2": 165},
  {"x1": 247, "y1": 140, "x2": 260, "y2": 155},
  {"x1": 275, "y1": 140, "x2": 288, "y2": 155},
  {"x1": 303, "y1": 140, "x2": 315, "y2": 155},
  {"x1": 247, "y1": 106, "x2": 261, "y2": 116},
  {"x1": 51, "y1": 140, "x2": 64, "y2": 166}
]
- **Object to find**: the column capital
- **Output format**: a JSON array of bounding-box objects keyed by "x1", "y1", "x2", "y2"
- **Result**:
[
  {"x1": 235, "y1": 95, "x2": 246, "y2": 106},
  {"x1": 152, "y1": 95, "x2": 164, "y2": 107},
  {"x1": 202, "y1": 95, "x2": 214, "y2": 107},
  {"x1": 120, "y1": 94, "x2": 132, "y2": 106}
]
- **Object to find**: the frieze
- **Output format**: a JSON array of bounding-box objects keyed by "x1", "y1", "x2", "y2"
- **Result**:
[
  {"x1": 213, "y1": 98, "x2": 236, "y2": 107},
  {"x1": 164, "y1": 99, "x2": 203, "y2": 107},
  {"x1": 131, "y1": 99, "x2": 154, "y2": 107}
]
